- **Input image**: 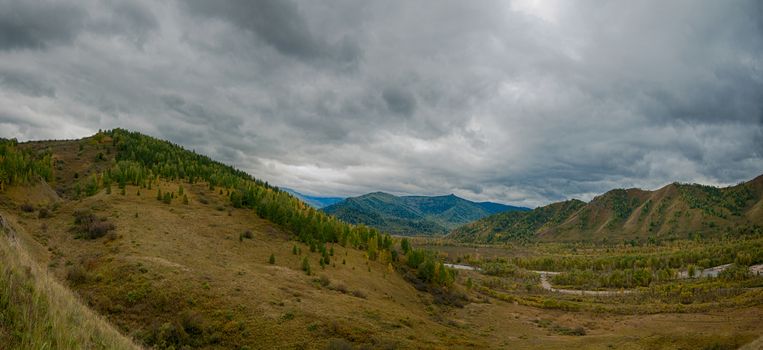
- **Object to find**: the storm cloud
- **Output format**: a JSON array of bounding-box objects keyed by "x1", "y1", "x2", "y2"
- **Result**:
[{"x1": 0, "y1": 0, "x2": 761, "y2": 207}]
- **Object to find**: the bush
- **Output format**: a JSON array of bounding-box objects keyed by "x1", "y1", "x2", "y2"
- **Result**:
[
  {"x1": 242, "y1": 230, "x2": 253, "y2": 239},
  {"x1": 66, "y1": 265, "x2": 88, "y2": 285},
  {"x1": 351, "y1": 290, "x2": 367, "y2": 299},
  {"x1": 302, "y1": 257, "x2": 311, "y2": 275},
  {"x1": 73, "y1": 210, "x2": 115, "y2": 239},
  {"x1": 318, "y1": 275, "x2": 330, "y2": 287},
  {"x1": 37, "y1": 207, "x2": 50, "y2": 218},
  {"x1": 87, "y1": 221, "x2": 115, "y2": 239},
  {"x1": 330, "y1": 283, "x2": 349, "y2": 294},
  {"x1": 20, "y1": 203, "x2": 34, "y2": 213}
]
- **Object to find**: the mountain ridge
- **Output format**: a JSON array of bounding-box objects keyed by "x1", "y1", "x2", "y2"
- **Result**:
[
  {"x1": 322, "y1": 191, "x2": 530, "y2": 235},
  {"x1": 450, "y1": 175, "x2": 763, "y2": 243}
]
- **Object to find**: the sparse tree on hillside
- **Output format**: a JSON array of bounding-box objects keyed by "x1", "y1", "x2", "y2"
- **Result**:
[
  {"x1": 302, "y1": 257, "x2": 311, "y2": 275},
  {"x1": 401, "y1": 238, "x2": 411, "y2": 254},
  {"x1": 269, "y1": 253, "x2": 275, "y2": 265}
]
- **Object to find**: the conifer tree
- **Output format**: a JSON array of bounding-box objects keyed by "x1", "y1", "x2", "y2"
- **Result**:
[{"x1": 302, "y1": 257, "x2": 311, "y2": 275}]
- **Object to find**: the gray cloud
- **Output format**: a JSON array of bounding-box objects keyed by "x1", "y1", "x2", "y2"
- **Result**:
[
  {"x1": 382, "y1": 87, "x2": 416, "y2": 117},
  {"x1": 184, "y1": 0, "x2": 360, "y2": 68},
  {"x1": 0, "y1": 0, "x2": 87, "y2": 50},
  {"x1": 0, "y1": 0, "x2": 761, "y2": 207},
  {"x1": 0, "y1": 69, "x2": 55, "y2": 97}
]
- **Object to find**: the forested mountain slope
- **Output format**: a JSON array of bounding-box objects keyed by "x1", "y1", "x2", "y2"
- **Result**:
[
  {"x1": 451, "y1": 175, "x2": 763, "y2": 243},
  {"x1": 322, "y1": 192, "x2": 529, "y2": 236}
]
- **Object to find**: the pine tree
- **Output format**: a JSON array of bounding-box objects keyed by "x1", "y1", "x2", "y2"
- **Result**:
[
  {"x1": 183, "y1": 194, "x2": 189, "y2": 205},
  {"x1": 401, "y1": 238, "x2": 411, "y2": 255},
  {"x1": 157, "y1": 188, "x2": 162, "y2": 201},
  {"x1": 302, "y1": 257, "x2": 311, "y2": 275},
  {"x1": 269, "y1": 253, "x2": 275, "y2": 265},
  {"x1": 292, "y1": 245, "x2": 298, "y2": 255}
]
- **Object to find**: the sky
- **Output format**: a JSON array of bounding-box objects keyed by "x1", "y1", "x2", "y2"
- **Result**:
[{"x1": 0, "y1": 0, "x2": 761, "y2": 207}]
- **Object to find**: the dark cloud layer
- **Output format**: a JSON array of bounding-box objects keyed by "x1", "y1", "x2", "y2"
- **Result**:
[
  {"x1": 0, "y1": 0, "x2": 87, "y2": 50},
  {"x1": 0, "y1": 0, "x2": 761, "y2": 207}
]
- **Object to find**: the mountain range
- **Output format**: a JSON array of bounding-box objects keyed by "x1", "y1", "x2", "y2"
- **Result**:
[
  {"x1": 321, "y1": 192, "x2": 530, "y2": 235},
  {"x1": 450, "y1": 175, "x2": 763, "y2": 243}
]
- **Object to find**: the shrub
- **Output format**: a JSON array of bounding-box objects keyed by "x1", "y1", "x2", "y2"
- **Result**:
[
  {"x1": 86, "y1": 221, "x2": 116, "y2": 239},
  {"x1": 37, "y1": 207, "x2": 50, "y2": 218},
  {"x1": 242, "y1": 230, "x2": 253, "y2": 239},
  {"x1": 318, "y1": 275, "x2": 330, "y2": 287},
  {"x1": 302, "y1": 257, "x2": 311, "y2": 275},
  {"x1": 351, "y1": 290, "x2": 367, "y2": 299},
  {"x1": 73, "y1": 210, "x2": 115, "y2": 239},
  {"x1": 19, "y1": 203, "x2": 34, "y2": 213},
  {"x1": 331, "y1": 283, "x2": 348, "y2": 294},
  {"x1": 269, "y1": 253, "x2": 276, "y2": 265},
  {"x1": 66, "y1": 265, "x2": 89, "y2": 285}
]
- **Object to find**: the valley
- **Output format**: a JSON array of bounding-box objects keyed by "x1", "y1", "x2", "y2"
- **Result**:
[{"x1": 0, "y1": 130, "x2": 761, "y2": 349}]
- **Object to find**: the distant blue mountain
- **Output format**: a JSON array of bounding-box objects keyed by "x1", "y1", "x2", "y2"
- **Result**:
[
  {"x1": 282, "y1": 188, "x2": 344, "y2": 209},
  {"x1": 322, "y1": 192, "x2": 530, "y2": 235}
]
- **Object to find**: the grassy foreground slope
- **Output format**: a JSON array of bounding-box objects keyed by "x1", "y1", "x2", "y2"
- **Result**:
[
  {"x1": 323, "y1": 192, "x2": 528, "y2": 236},
  {"x1": 0, "y1": 213, "x2": 140, "y2": 350},
  {"x1": 451, "y1": 176, "x2": 763, "y2": 243}
]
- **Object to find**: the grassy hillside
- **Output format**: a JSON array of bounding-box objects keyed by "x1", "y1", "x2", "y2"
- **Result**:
[
  {"x1": 451, "y1": 176, "x2": 763, "y2": 243},
  {"x1": 0, "y1": 212, "x2": 140, "y2": 349},
  {"x1": 2, "y1": 130, "x2": 761, "y2": 349},
  {"x1": 0, "y1": 130, "x2": 462, "y2": 349},
  {"x1": 323, "y1": 192, "x2": 528, "y2": 236}
]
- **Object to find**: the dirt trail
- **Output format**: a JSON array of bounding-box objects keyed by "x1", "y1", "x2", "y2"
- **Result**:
[
  {"x1": 447, "y1": 261, "x2": 762, "y2": 296},
  {"x1": 530, "y1": 270, "x2": 633, "y2": 296},
  {"x1": 531, "y1": 263, "x2": 763, "y2": 296}
]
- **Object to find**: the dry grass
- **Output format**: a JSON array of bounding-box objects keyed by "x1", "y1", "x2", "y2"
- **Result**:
[
  {"x1": 8, "y1": 180, "x2": 759, "y2": 349},
  {"x1": 1, "y1": 136, "x2": 761, "y2": 349},
  {"x1": 0, "y1": 214, "x2": 141, "y2": 350}
]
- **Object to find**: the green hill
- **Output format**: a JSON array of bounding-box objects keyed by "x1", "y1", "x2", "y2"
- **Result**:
[
  {"x1": 0, "y1": 129, "x2": 458, "y2": 349},
  {"x1": 322, "y1": 192, "x2": 529, "y2": 236},
  {"x1": 450, "y1": 175, "x2": 763, "y2": 243}
]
